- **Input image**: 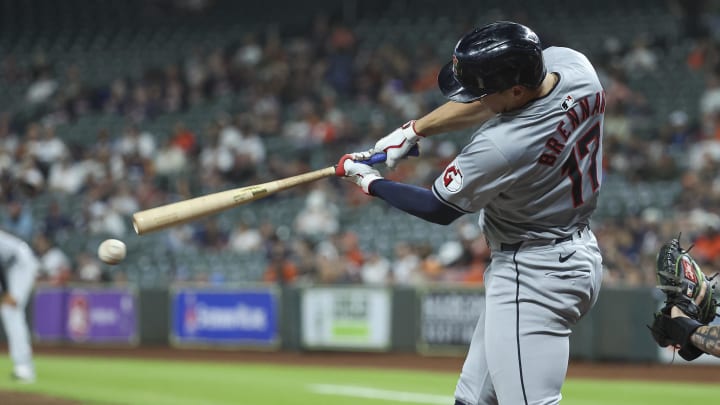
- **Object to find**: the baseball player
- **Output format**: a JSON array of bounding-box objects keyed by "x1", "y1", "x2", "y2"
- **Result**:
[
  {"x1": 0, "y1": 228, "x2": 39, "y2": 382},
  {"x1": 337, "y1": 21, "x2": 605, "y2": 404},
  {"x1": 650, "y1": 237, "x2": 720, "y2": 359}
]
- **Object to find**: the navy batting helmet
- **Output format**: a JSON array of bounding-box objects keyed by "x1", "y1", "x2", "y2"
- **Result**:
[{"x1": 438, "y1": 21, "x2": 546, "y2": 103}]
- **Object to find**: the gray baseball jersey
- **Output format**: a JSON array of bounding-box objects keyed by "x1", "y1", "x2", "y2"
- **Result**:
[
  {"x1": 0, "y1": 229, "x2": 39, "y2": 380},
  {"x1": 433, "y1": 47, "x2": 605, "y2": 405},
  {"x1": 433, "y1": 47, "x2": 604, "y2": 245}
]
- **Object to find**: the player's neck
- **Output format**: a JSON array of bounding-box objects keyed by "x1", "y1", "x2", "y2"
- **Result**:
[
  {"x1": 515, "y1": 73, "x2": 559, "y2": 108},
  {"x1": 536, "y1": 72, "x2": 559, "y2": 98}
]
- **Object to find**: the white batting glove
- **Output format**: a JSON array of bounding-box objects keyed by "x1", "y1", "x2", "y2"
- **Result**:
[
  {"x1": 335, "y1": 154, "x2": 383, "y2": 194},
  {"x1": 371, "y1": 120, "x2": 424, "y2": 168}
]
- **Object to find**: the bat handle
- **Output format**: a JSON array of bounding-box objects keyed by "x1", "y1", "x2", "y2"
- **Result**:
[{"x1": 358, "y1": 144, "x2": 420, "y2": 165}]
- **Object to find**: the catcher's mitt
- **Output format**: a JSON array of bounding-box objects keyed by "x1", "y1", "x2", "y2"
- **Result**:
[{"x1": 649, "y1": 236, "x2": 719, "y2": 360}]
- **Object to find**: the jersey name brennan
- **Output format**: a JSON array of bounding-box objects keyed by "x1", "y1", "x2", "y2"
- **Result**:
[{"x1": 538, "y1": 90, "x2": 606, "y2": 167}]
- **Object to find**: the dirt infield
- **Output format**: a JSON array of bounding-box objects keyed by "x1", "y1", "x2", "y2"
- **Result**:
[
  {"x1": 0, "y1": 391, "x2": 80, "y2": 404},
  {"x1": 1, "y1": 346, "x2": 718, "y2": 404}
]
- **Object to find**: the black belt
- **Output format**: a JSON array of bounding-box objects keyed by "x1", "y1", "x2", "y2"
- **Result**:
[{"x1": 499, "y1": 229, "x2": 585, "y2": 252}]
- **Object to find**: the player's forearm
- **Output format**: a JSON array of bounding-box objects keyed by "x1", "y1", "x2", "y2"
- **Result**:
[
  {"x1": 369, "y1": 179, "x2": 463, "y2": 225},
  {"x1": 691, "y1": 325, "x2": 720, "y2": 357},
  {"x1": 414, "y1": 101, "x2": 494, "y2": 136}
]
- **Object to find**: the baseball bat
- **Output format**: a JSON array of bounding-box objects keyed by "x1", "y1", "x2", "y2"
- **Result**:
[{"x1": 131, "y1": 146, "x2": 419, "y2": 235}]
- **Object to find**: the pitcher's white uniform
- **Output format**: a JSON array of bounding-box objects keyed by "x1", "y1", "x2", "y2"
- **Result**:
[
  {"x1": 0, "y1": 229, "x2": 39, "y2": 381},
  {"x1": 432, "y1": 47, "x2": 605, "y2": 404}
]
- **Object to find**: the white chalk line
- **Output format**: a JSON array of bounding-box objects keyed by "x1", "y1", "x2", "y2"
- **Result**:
[{"x1": 307, "y1": 383, "x2": 453, "y2": 404}]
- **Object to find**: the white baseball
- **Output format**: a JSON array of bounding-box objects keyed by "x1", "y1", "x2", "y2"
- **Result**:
[{"x1": 98, "y1": 239, "x2": 127, "y2": 265}]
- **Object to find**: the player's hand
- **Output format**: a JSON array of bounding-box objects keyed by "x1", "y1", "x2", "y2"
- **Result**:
[
  {"x1": 335, "y1": 154, "x2": 383, "y2": 194},
  {"x1": 367, "y1": 120, "x2": 424, "y2": 168},
  {"x1": 1, "y1": 293, "x2": 17, "y2": 307},
  {"x1": 672, "y1": 281, "x2": 708, "y2": 319}
]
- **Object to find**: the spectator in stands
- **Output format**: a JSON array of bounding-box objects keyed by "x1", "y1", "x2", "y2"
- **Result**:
[
  {"x1": 14, "y1": 156, "x2": 44, "y2": 197},
  {"x1": 699, "y1": 73, "x2": 720, "y2": 135},
  {"x1": 387, "y1": 242, "x2": 421, "y2": 285},
  {"x1": 622, "y1": 34, "x2": 658, "y2": 77},
  {"x1": 83, "y1": 186, "x2": 127, "y2": 237},
  {"x1": 282, "y1": 99, "x2": 337, "y2": 149},
  {"x1": 29, "y1": 125, "x2": 68, "y2": 177},
  {"x1": 315, "y1": 234, "x2": 344, "y2": 283},
  {"x1": 692, "y1": 224, "x2": 720, "y2": 265},
  {"x1": 360, "y1": 252, "x2": 391, "y2": 285},
  {"x1": 32, "y1": 233, "x2": 72, "y2": 285},
  {"x1": 661, "y1": 110, "x2": 697, "y2": 147},
  {"x1": 293, "y1": 185, "x2": 340, "y2": 238},
  {"x1": 191, "y1": 218, "x2": 228, "y2": 250},
  {"x1": 74, "y1": 252, "x2": 103, "y2": 283},
  {"x1": 1, "y1": 199, "x2": 33, "y2": 241},
  {"x1": 26, "y1": 67, "x2": 57, "y2": 105},
  {"x1": 324, "y1": 22, "x2": 356, "y2": 96},
  {"x1": 117, "y1": 125, "x2": 156, "y2": 161},
  {"x1": 199, "y1": 121, "x2": 235, "y2": 180},
  {"x1": 42, "y1": 200, "x2": 74, "y2": 240},
  {"x1": 153, "y1": 137, "x2": 189, "y2": 178},
  {"x1": 103, "y1": 78, "x2": 130, "y2": 114},
  {"x1": 108, "y1": 181, "x2": 140, "y2": 217},
  {"x1": 234, "y1": 114, "x2": 266, "y2": 163},
  {"x1": 47, "y1": 154, "x2": 86, "y2": 194},
  {"x1": 262, "y1": 242, "x2": 298, "y2": 285},
  {"x1": 228, "y1": 221, "x2": 263, "y2": 253},
  {"x1": 170, "y1": 121, "x2": 197, "y2": 157},
  {"x1": 0, "y1": 113, "x2": 19, "y2": 156},
  {"x1": 163, "y1": 64, "x2": 185, "y2": 113},
  {"x1": 338, "y1": 231, "x2": 364, "y2": 283},
  {"x1": 462, "y1": 237, "x2": 490, "y2": 284},
  {"x1": 417, "y1": 243, "x2": 444, "y2": 283},
  {"x1": 233, "y1": 33, "x2": 263, "y2": 69},
  {"x1": 290, "y1": 238, "x2": 318, "y2": 283}
]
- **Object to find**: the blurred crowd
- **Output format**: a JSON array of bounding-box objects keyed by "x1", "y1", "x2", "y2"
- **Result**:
[{"x1": 3, "y1": 3, "x2": 720, "y2": 288}]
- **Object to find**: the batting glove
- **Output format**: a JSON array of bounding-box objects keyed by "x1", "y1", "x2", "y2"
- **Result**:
[
  {"x1": 335, "y1": 154, "x2": 383, "y2": 194},
  {"x1": 370, "y1": 120, "x2": 424, "y2": 168}
]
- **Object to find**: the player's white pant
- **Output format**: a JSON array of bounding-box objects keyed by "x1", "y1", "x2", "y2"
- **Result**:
[
  {"x1": 455, "y1": 229, "x2": 602, "y2": 405},
  {"x1": 1, "y1": 246, "x2": 39, "y2": 377}
]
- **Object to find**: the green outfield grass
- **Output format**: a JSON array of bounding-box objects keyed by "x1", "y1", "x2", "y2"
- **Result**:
[{"x1": 0, "y1": 355, "x2": 718, "y2": 404}]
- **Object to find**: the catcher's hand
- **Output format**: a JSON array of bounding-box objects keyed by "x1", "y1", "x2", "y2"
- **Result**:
[{"x1": 648, "y1": 236, "x2": 718, "y2": 360}]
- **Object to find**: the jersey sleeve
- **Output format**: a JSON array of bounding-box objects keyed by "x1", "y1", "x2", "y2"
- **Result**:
[{"x1": 432, "y1": 136, "x2": 514, "y2": 213}]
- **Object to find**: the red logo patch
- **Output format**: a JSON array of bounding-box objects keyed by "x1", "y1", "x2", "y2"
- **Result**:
[
  {"x1": 681, "y1": 257, "x2": 697, "y2": 283},
  {"x1": 443, "y1": 164, "x2": 463, "y2": 193}
]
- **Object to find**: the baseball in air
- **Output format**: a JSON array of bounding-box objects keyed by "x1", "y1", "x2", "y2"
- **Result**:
[{"x1": 98, "y1": 239, "x2": 127, "y2": 265}]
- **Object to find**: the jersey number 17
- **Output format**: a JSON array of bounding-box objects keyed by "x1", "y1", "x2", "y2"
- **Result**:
[{"x1": 561, "y1": 123, "x2": 601, "y2": 207}]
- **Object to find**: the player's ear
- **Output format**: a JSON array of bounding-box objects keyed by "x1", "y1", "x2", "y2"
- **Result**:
[{"x1": 510, "y1": 85, "x2": 525, "y2": 98}]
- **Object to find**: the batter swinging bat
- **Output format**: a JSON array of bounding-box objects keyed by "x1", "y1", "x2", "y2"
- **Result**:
[{"x1": 132, "y1": 146, "x2": 419, "y2": 235}]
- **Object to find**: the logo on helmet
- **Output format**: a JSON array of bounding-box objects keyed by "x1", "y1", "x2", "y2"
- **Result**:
[{"x1": 452, "y1": 55, "x2": 461, "y2": 77}]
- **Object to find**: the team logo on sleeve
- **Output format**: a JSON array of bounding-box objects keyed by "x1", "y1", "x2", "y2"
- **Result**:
[{"x1": 443, "y1": 163, "x2": 463, "y2": 193}]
